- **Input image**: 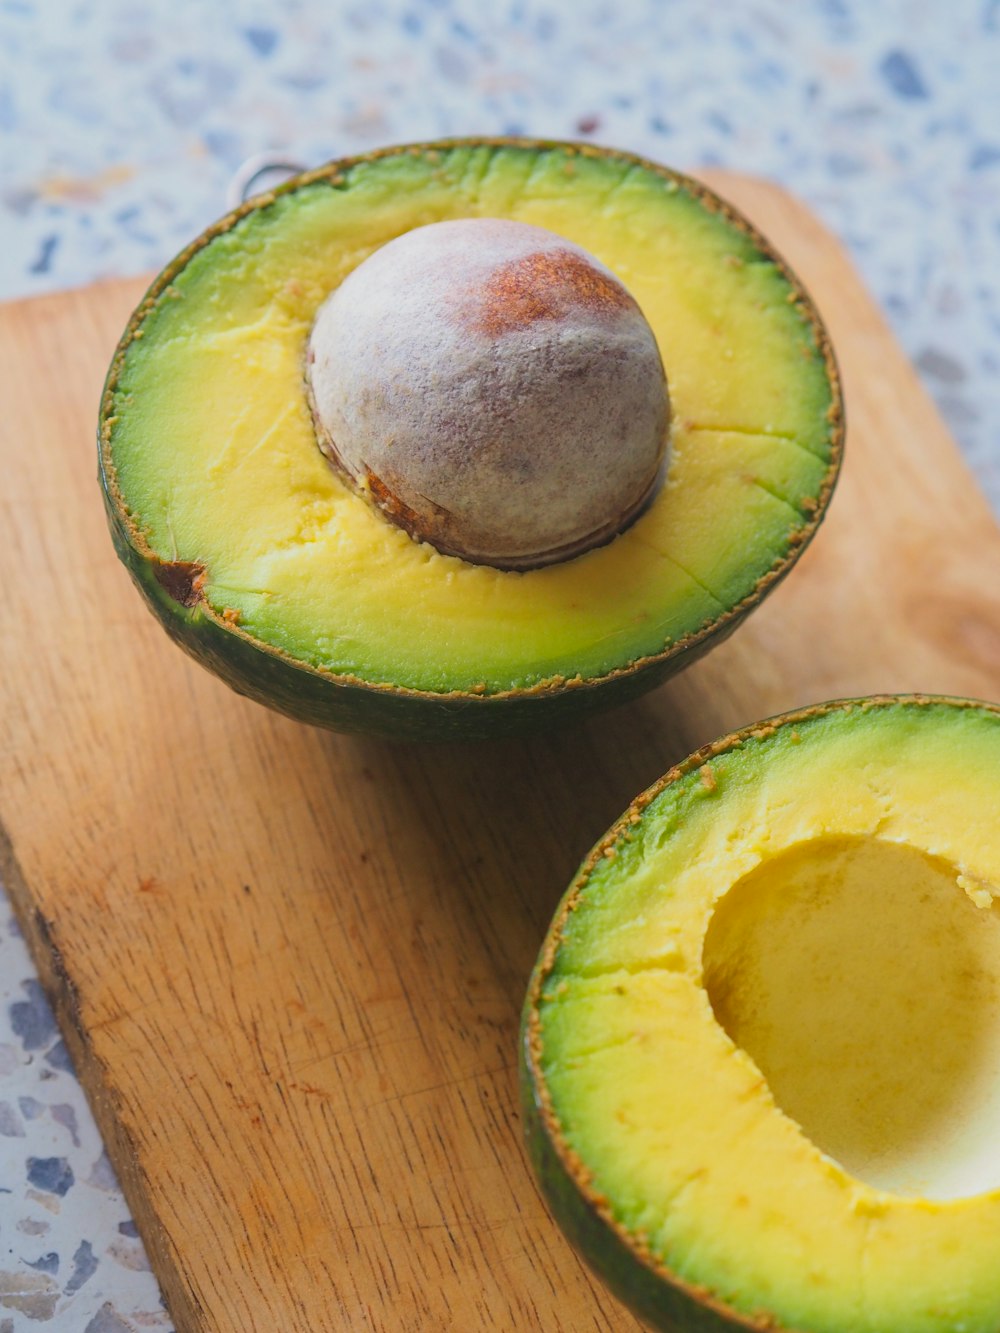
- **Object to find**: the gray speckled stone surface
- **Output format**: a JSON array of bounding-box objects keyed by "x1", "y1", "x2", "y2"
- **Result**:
[{"x1": 1, "y1": 1, "x2": 998, "y2": 1328}]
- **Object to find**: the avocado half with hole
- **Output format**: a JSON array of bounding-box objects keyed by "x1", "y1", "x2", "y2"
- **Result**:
[
  {"x1": 99, "y1": 139, "x2": 842, "y2": 741},
  {"x1": 522, "y1": 695, "x2": 1000, "y2": 1332}
]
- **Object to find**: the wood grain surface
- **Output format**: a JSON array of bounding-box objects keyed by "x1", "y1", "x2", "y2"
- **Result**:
[{"x1": 3, "y1": 172, "x2": 1000, "y2": 1332}]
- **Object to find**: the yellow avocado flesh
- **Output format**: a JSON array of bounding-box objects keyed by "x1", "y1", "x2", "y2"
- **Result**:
[
  {"x1": 535, "y1": 701, "x2": 1000, "y2": 1333},
  {"x1": 108, "y1": 144, "x2": 835, "y2": 694}
]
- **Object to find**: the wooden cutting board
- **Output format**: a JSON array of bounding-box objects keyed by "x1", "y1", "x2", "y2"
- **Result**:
[{"x1": 3, "y1": 171, "x2": 1000, "y2": 1332}]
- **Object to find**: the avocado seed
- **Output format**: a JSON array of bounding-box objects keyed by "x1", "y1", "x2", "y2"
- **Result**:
[{"x1": 306, "y1": 218, "x2": 669, "y2": 569}]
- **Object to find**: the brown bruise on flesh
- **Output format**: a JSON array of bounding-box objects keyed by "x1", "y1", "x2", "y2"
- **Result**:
[
  {"x1": 152, "y1": 559, "x2": 206, "y2": 608},
  {"x1": 467, "y1": 249, "x2": 636, "y2": 337}
]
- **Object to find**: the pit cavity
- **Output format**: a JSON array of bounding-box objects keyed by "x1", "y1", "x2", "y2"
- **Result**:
[{"x1": 703, "y1": 835, "x2": 1000, "y2": 1201}]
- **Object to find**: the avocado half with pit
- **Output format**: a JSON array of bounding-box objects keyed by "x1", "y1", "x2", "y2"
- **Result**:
[
  {"x1": 522, "y1": 695, "x2": 1000, "y2": 1332},
  {"x1": 99, "y1": 139, "x2": 842, "y2": 741}
]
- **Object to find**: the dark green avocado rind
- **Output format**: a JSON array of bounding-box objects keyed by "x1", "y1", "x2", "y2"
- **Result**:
[{"x1": 99, "y1": 136, "x2": 844, "y2": 742}]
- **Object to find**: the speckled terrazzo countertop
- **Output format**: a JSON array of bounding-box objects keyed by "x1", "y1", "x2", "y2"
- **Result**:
[{"x1": 2, "y1": 2, "x2": 999, "y2": 1328}]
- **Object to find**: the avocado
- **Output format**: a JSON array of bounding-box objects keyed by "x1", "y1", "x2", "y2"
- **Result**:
[
  {"x1": 99, "y1": 139, "x2": 842, "y2": 740},
  {"x1": 522, "y1": 696, "x2": 1000, "y2": 1333}
]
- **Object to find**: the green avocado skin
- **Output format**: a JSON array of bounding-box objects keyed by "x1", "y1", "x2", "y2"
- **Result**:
[
  {"x1": 103, "y1": 482, "x2": 744, "y2": 743},
  {"x1": 520, "y1": 1014, "x2": 748, "y2": 1333}
]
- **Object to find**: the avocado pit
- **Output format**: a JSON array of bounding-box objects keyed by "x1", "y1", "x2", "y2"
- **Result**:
[{"x1": 305, "y1": 217, "x2": 670, "y2": 570}]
